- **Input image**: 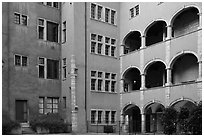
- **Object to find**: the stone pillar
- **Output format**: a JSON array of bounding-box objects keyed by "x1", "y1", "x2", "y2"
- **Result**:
[
  {"x1": 141, "y1": 113, "x2": 146, "y2": 133},
  {"x1": 165, "y1": 68, "x2": 172, "y2": 86},
  {"x1": 198, "y1": 12, "x2": 202, "y2": 29},
  {"x1": 166, "y1": 25, "x2": 172, "y2": 40},
  {"x1": 140, "y1": 35, "x2": 146, "y2": 49},
  {"x1": 71, "y1": 55, "x2": 78, "y2": 133},
  {"x1": 120, "y1": 44, "x2": 125, "y2": 56},
  {"x1": 198, "y1": 61, "x2": 202, "y2": 81},
  {"x1": 140, "y1": 74, "x2": 146, "y2": 90}
]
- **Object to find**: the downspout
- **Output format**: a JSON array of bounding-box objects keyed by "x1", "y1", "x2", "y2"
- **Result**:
[{"x1": 84, "y1": 2, "x2": 88, "y2": 132}]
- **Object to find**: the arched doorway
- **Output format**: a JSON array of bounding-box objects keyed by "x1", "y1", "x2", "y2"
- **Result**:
[
  {"x1": 123, "y1": 104, "x2": 141, "y2": 133},
  {"x1": 171, "y1": 53, "x2": 198, "y2": 84},
  {"x1": 171, "y1": 100, "x2": 197, "y2": 112},
  {"x1": 123, "y1": 67, "x2": 141, "y2": 92},
  {"x1": 145, "y1": 103, "x2": 165, "y2": 133}
]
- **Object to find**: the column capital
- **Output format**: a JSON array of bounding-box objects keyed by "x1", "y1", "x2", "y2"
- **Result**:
[
  {"x1": 140, "y1": 73, "x2": 146, "y2": 76},
  {"x1": 166, "y1": 24, "x2": 172, "y2": 28},
  {"x1": 120, "y1": 44, "x2": 125, "y2": 47},
  {"x1": 166, "y1": 67, "x2": 172, "y2": 70},
  {"x1": 197, "y1": 12, "x2": 202, "y2": 16},
  {"x1": 140, "y1": 35, "x2": 146, "y2": 38},
  {"x1": 120, "y1": 78, "x2": 125, "y2": 81}
]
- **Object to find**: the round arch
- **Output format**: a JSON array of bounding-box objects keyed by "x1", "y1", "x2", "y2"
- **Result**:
[
  {"x1": 143, "y1": 19, "x2": 168, "y2": 36},
  {"x1": 169, "y1": 97, "x2": 197, "y2": 107},
  {"x1": 168, "y1": 51, "x2": 199, "y2": 69},
  {"x1": 170, "y1": 5, "x2": 201, "y2": 26},
  {"x1": 122, "y1": 66, "x2": 141, "y2": 78},
  {"x1": 143, "y1": 100, "x2": 165, "y2": 113},
  {"x1": 143, "y1": 59, "x2": 167, "y2": 75},
  {"x1": 122, "y1": 30, "x2": 142, "y2": 45},
  {"x1": 122, "y1": 102, "x2": 141, "y2": 113}
]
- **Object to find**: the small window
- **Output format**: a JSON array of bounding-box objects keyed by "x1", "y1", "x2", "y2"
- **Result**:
[
  {"x1": 105, "y1": 8, "x2": 110, "y2": 23},
  {"x1": 98, "y1": 79, "x2": 103, "y2": 91},
  {"x1": 15, "y1": 55, "x2": 21, "y2": 66},
  {"x1": 111, "y1": 74, "x2": 116, "y2": 79},
  {"x1": 98, "y1": 35, "x2": 103, "y2": 42},
  {"x1": 91, "y1": 79, "x2": 96, "y2": 90},
  {"x1": 105, "y1": 37, "x2": 110, "y2": 44},
  {"x1": 91, "y1": 34, "x2": 97, "y2": 40},
  {"x1": 91, "y1": 110, "x2": 96, "y2": 124},
  {"x1": 98, "y1": 111, "x2": 102, "y2": 124},
  {"x1": 130, "y1": 8, "x2": 134, "y2": 18},
  {"x1": 98, "y1": 72, "x2": 103, "y2": 78},
  {"x1": 21, "y1": 15, "x2": 27, "y2": 26},
  {"x1": 111, "y1": 81, "x2": 116, "y2": 92},
  {"x1": 46, "y1": 97, "x2": 59, "y2": 113},
  {"x1": 53, "y1": 2, "x2": 58, "y2": 8},
  {"x1": 111, "y1": 39, "x2": 116, "y2": 45},
  {"x1": 47, "y1": 59, "x2": 59, "y2": 79},
  {"x1": 91, "y1": 42, "x2": 96, "y2": 53},
  {"x1": 14, "y1": 13, "x2": 20, "y2": 24},
  {"x1": 46, "y1": 2, "x2": 52, "y2": 6},
  {"x1": 135, "y1": 5, "x2": 139, "y2": 15},
  {"x1": 91, "y1": 3, "x2": 96, "y2": 19},
  {"x1": 38, "y1": 19, "x2": 44, "y2": 40},
  {"x1": 62, "y1": 21, "x2": 66, "y2": 43},
  {"x1": 111, "y1": 10, "x2": 116, "y2": 24},
  {"x1": 47, "y1": 21, "x2": 58, "y2": 42},
  {"x1": 38, "y1": 57, "x2": 45, "y2": 78},
  {"x1": 105, "y1": 72, "x2": 110, "y2": 79},
  {"x1": 111, "y1": 111, "x2": 116, "y2": 123},
  {"x1": 91, "y1": 71, "x2": 97, "y2": 77},
  {"x1": 62, "y1": 58, "x2": 66, "y2": 79},
  {"x1": 105, "y1": 45, "x2": 110, "y2": 55},
  {"x1": 97, "y1": 6, "x2": 103, "y2": 20}
]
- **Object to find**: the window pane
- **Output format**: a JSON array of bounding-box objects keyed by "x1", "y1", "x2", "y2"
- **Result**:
[
  {"x1": 39, "y1": 27, "x2": 44, "y2": 39},
  {"x1": 91, "y1": 79, "x2": 96, "y2": 90},
  {"x1": 22, "y1": 56, "x2": 27, "y2": 66},
  {"x1": 91, "y1": 34, "x2": 96, "y2": 40},
  {"x1": 53, "y1": 2, "x2": 58, "y2": 8},
  {"x1": 91, "y1": 42, "x2": 96, "y2": 53},
  {"x1": 14, "y1": 13, "x2": 20, "y2": 24},
  {"x1": 39, "y1": 66, "x2": 44, "y2": 78},
  {"x1": 98, "y1": 79, "x2": 102, "y2": 91},
  {"x1": 105, "y1": 8, "x2": 110, "y2": 23},
  {"x1": 105, "y1": 45, "x2": 110, "y2": 55},
  {"x1": 47, "y1": 2, "x2": 52, "y2": 6},
  {"x1": 38, "y1": 19, "x2": 44, "y2": 26},
  {"x1": 22, "y1": 15, "x2": 27, "y2": 26},
  {"x1": 97, "y1": 6, "x2": 102, "y2": 20},
  {"x1": 91, "y1": 71, "x2": 96, "y2": 77},
  {"x1": 97, "y1": 43, "x2": 102, "y2": 54},
  {"x1": 111, "y1": 10, "x2": 116, "y2": 24},
  {"x1": 98, "y1": 111, "x2": 102, "y2": 123},
  {"x1": 47, "y1": 21, "x2": 58, "y2": 42},
  {"x1": 91, "y1": 110, "x2": 96, "y2": 123},
  {"x1": 91, "y1": 3, "x2": 96, "y2": 19},
  {"x1": 47, "y1": 59, "x2": 59, "y2": 79},
  {"x1": 15, "y1": 55, "x2": 21, "y2": 66}
]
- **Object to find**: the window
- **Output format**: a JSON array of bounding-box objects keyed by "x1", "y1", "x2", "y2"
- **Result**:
[
  {"x1": 53, "y1": 2, "x2": 58, "y2": 8},
  {"x1": 47, "y1": 59, "x2": 59, "y2": 79},
  {"x1": 111, "y1": 74, "x2": 116, "y2": 79},
  {"x1": 98, "y1": 72, "x2": 103, "y2": 78},
  {"x1": 105, "y1": 8, "x2": 110, "y2": 23},
  {"x1": 21, "y1": 15, "x2": 27, "y2": 26},
  {"x1": 105, "y1": 111, "x2": 110, "y2": 124},
  {"x1": 105, "y1": 80, "x2": 110, "y2": 92},
  {"x1": 130, "y1": 5, "x2": 139, "y2": 18},
  {"x1": 105, "y1": 73, "x2": 110, "y2": 79},
  {"x1": 98, "y1": 35, "x2": 103, "y2": 42},
  {"x1": 111, "y1": 81, "x2": 116, "y2": 92},
  {"x1": 62, "y1": 58, "x2": 66, "y2": 79},
  {"x1": 63, "y1": 97, "x2": 66, "y2": 109},
  {"x1": 38, "y1": 19, "x2": 44, "y2": 40},
  {"x1": 91, "y1": 71, "x2": 97, "y2": 77},
  {"x1": 14, "y1": 13, "x2": 20, "y2": 24},
  {"x1": 97, "y1": 43, "x2": 102, "y2": 54},
  {"x1": 91, "y1": 42, "x2": 96, "y2": 53},
  {"x1": 39, "y1": 97, "x2": 44, "y2": 114},
  {"x1": 62, "y1": 21, "x2": 66, "y2": 43},
  {"x1": 91, "y1": 79, "x2": 96, "y2": 90},
  {"x1": 46, "y1": 2, "x2": 52, "y2": 6},
  {"x1": 47, "y1": 21, "x2": 58, "y2": 42},
  {"x1": 111, "y1": 47, "x2": 116, "y2": 57},
  {"x1": 111, "y1": 111, "x2": 116, "y2": 123},
  {"x1": 97, "y1": 6, "x2": 102, "y2": 20},
  {"x1": 111, "y1": 10, "x2": 116, "y2": 24},
  {"x1": 91, "y1": 3, "x2": 96, "y2": 19},
  {"x1": 91, "y1": 34, "x2": 97, "y2": 40},
  {"x1": 91, "y1": 110, "x2": 96, "y2": 124},
  {"x1": 105, "y1": 37, "x2": 110, "y2": 44},
  {"x1": 98, "y1": 111, "x2": 102, "y2": 124},
  {"x1": 14, "y1": 55, "x2": 28, "y2": 67},
  {"x1": 98, "y1": 79, "x2": 103, "y2": 91},
  {"x1": 105, "y1": 45, "x2": 110, "y2": 56},
  {"x1": 38, "y1": 57, "x2": 45, "y2": 78},
  {"x1": 46, "y1": 97, "x2": 59, "y2": 113}
]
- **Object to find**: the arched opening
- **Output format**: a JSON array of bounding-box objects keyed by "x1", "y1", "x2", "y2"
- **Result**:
[
  {"x1": 145, "y1": 21, "x2": 167, "y2": 46},
  {"x1": 145, "y1": 103, "x2": 165, "y2": 133},
  {"x1": 172, "y1": 7, "x2": 199, "y2": 37},
  {"x1": 171, "y1": 100, "x2": 197, "y2": 112},
  {"x1": 123, "y1": 68, "x2": 141, "y2": 92},
  {"x1": 123, "y1": 31, "x2": 141, "y2": 54},
  {"x1": 171, "y1": 54, "x2": 198, "y2": 84},
  {"x1": 123, "y1": 104, "x2": 141, "y2": 133},
  {"x1": 145, "y1": 61, "x2": 166, "y2": 88}
]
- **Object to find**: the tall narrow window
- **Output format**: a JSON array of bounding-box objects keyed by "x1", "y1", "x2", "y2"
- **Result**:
[
  {"x1": 130, "y1": 8, "x2": 134, "y2": 18},
  {"x1": 53, "y1": 2, "x2": 58, "y2": 8},
  {"x1": 111, "y1": 46, "x2": 116, "y2": 57},
  {"x1": 38, "y1": 57, "x2": 45, "y2": 78},
  {"x1": 14, "y1": 13, "x2": 20, "y2": 24},
  {"x1": 98, "y1": 79, "x2": 103, "y2": 91},
  {"x1": 91, "y1": 42, "x2": 96, "y2": 53},
  {"x1": 62, "y1": 58, "x2": 66, "y2": 79},
  {"x1": 47, "y1": 59, "x2": 59, "y2": 79},
  {"x1": 15, "y1": 55, "x2": 21, "y2": 66},
  {"x1": 91, "y1": 3, "x2": 96, "y2": 19},
  {"x1": 135, "y1": 5, "x2": 139, "y2": 15},
  {"x1": 105, "y1": 111, "x2": 110, "y2": 124},
  {"x1": 111, "y1": 81, "x2": 116, "y2": 92},
  {"x1": 91, "y1": 79, "x2": 96, "y2": 90},
  {"x1": 111, "y1": 10, "x2": 116, "y2": 24},
  {"x1": 105, "y1": 8, "x2": 110, "y2": 23},
  {"x1": 21, "y1": 15, "x2": 27, "y2": 26},
  {"x1": 38, "y1": 19, "x2": 44, "y2": 40},
  {"x1": 39, "y1": 97, "x2": 44, "y2": 114},
  {"x1": 98, "y1": 111, "x2": 102, "y2": 124},
  {"x1": 22, "y1": 56, "x2": 28, "y2": 66},
  {"x1": 47, "y1": 21, "x2": 58, "y2": 42},
  {"x1": 97, "y1": 43, "x2": 102, "y2": 54},
  {"x1": 91, "y1": 110, "x2": 96, "y2": 124},
  {"x1": 97, "y1": 6, "x2": 102, "y2": 20},
  {"x1": 105, "y1": 80, "x2": 110, "y2": 92},
  {"x1": 62, "y1": 21, "x2": 66, "y2": 43},
  {"x1": 111, "y1": 111, "x2": 116, "y2": 123}
]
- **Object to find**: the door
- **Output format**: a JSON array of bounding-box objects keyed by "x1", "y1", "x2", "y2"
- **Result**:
[{"x1": 16, "y1": 100, "x2": 28, "y2": 122}]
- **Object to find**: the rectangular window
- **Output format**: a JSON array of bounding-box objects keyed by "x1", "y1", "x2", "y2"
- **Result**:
[
  {"x1": 91, "y1": 110, "x2": 96, "y2": 124},
  {"x1": 62, "y1": 21, "x2": 66, "y2": 43},
  {"x1": 111, "y1": 74, "x2": 116, "y2": 80},
  {"x1": 39, "y1": 97, "x2": 44, "y2": 114},
  {"x1": 63, "y1": 97, "x2": 66, "y2": 109},
  {"x1": 91, "y1": 79, "x2": 96, "y2": 90},
  {"x1": 97, "y1": 6, "x2": 102, "y2": 20},
  {"x1": 47, "y1": 59, "x2": 59, "y2": 79},
  {"x1": 46, "y1": 97, "x2": 59, "y2": 113},
  {"x1": 111, "y1": 111, "x2": 116, "y2": 123},
  {"x1": 130, "y1": 8, "x2": 134, "y2": 18},
  {"x1": 111, "y1": 39, "x2": 116, "y2": 45},
  {"x1": 111, "y1": 46, "x2": 116, "y2": 57},
  {"x1": 91, "y1": 71, "x2": 97, "y2": 77},
  {"x1": 38, "y1": 19, "x2": 44, "y2": 40},
  {"x1": 15, "y1": 55, "x2": 21, "y2": 66},
  {"x1": 38, "y1": 57, "x2": 45, "y2": 78},
  {"x1": 105, "y1": 80, "x2": 110, "y2": 91},
  {"x1": 21, "y1": 15, "x2": 27, "y2": 26},
  {"x1": 98, "y1": 72, "x2": 103, "y2": 78},
  {"x1": 105, "y1": 37, "x2": 110, "y2": 44},
  {"x1": 105, "y1": 73, "x2": 110, "y2": 79},
  {"x1": 98, "y1": 79, "x2": 102, "y2": 91},
  {"x1": 97, "y1": 43, "x2": 102, "y2": 54},
  {"x1": 47, "y1": 21, "x2": 58, "y2": 42},
  {"x1": 22, "y1": 56, "x2": 28, "y2": 66},
  {"x1": 98, "y1": 35, "x2": 103, "y2": 42},
  {"x1": 98, "y1": 111, "x2": 102, "y2": 124},
  {"x1": 62, "y1": 58, "x2": 66, "y2": 79},
  {"x1": 91, "y1": 3, "x2": 96, "y2": 19},
  {"x1": 46, "y1": 2, "x2": 52, "y2": 6},
  {"x1": 105, "y1": 45, "x2": 110, "y2": 56},
  {"x1": 135, "y1": 5, "x2": 139, "y2": 15},
  {"x1": 91, "y1": 42, "x2": 96, "y2": 53},
  {"x1": 91, "y1": 33, "x2": 97, "y2": 40},
  {"x1": 111, "y1": 10, "x2": 116, "y2": 24},
  {"x1": 105, "y1": 111, "x2": 110, "y2": 124},
  {"x1": 53, "y1": 2, "x2": 58, "y2": 8},
  {"x1": 105, "y1": 8, "x2": 110, "y2": 23},
  {"x1": 111, "y1": 81, "x2": 116, "y2": 92},
  {"x1": 14, "y1": 13, "x2": 20, "y2": 24}
]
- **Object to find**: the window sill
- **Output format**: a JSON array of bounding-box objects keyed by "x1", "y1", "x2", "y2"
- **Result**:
[
  {"x1": 90, "y1": 18, "x2": 117, "y2": 27},
  {"x1": 90, "y1": 123, "x2": 117, "y2": 126},
  {"x1": 90, "y1": 52, "x2": 118, "y2": 59},
  {"x1": 91, "y1": 90, "x2": 117, "y2": 94},
  {"x1": 38, "y1": 39, "x2": 60, "y2": 45}
]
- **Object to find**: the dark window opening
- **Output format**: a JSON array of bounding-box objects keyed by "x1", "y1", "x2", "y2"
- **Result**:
[
  {"x1": 14, "y1": 13, "x2": 20, "y2": 24},
  {"x1": 47, "y1": 59, "x2": 59, "y2": 79},
  {"x1": 22, "y1": 56, "x2": 28, "y2": 66},
  {"x1": 47, "y1": 21, "x2": 58, "y2": 42},
  {"x1": 15, "y1": 55, "x2": 21, "y2": 66}
]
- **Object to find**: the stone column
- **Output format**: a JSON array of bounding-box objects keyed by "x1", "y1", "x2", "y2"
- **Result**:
[
  {"x1": 198, "y1": 61, "x2": 202, "y2": 81},
  {"x1": 165, "y1": 68, "x2": 172, "y2": 86},
  {"x1": 140, "y1": 74, "x2": 146, "y2": 90},
  {"x1": 71, "y1": 55, "x2": 78, "y2": 133},
  {"x1": 120, "y1": 44, "x2": 125, "y2": 56},
  {"x1": 166, "y1": 25, "x2": 172, "y2": 40},
  {"x1": 198, "y1": 12, "x2": 202, "y2": 29},
  {"x1": 141, "y1": 113, "x2": 146, "y2": 133},
  {"x1": 140, "y1": 35, "x2": 146, "y2": 49}
]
